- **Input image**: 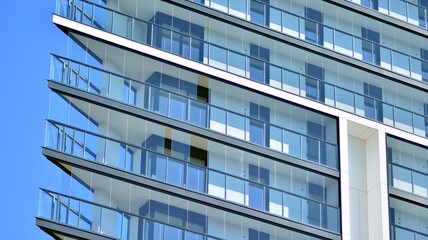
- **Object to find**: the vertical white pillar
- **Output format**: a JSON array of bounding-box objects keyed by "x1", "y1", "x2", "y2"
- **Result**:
[
  {"x1": 339, "y1": 118, "x2": 351, "y2": 240},
  {"x1": 366, "y1": 130, "x2": 390, "y2": 240}
]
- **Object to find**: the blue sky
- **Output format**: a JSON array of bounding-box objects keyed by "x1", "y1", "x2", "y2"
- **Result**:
[{"x1": 0, "y1": 1, "x2": 67, "y2": 239}]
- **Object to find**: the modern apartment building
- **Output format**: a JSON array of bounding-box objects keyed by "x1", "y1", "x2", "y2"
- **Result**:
[{"x1": 36, "y1": 0, "x2": 428, "y2": 239}]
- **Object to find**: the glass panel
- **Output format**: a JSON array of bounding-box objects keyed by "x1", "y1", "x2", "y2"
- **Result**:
[
  {"x1": 112, "y1": 12, "x2": 131, "y2": 38},
  {"x1": 268, "y1": 125, "x2": 282, "y2": 152},
  {"x1": 380, "y1": 46, "x2": 392, "y2": 70},
  {"x1": 394, "y1": 108, "x2": 413, "y2": 132},
  {"x1": 228, "y1": 51, "x2": 246, "y2": 77},
  {"x1": 167, "y1": 158, "x2": 185, "y2": 187},
  {"x1": 170, "y1": 94, "x2": 188, "y2": 121},
  {"x1": 282, "y1": 69, "x2": 300, "y2": 95},
  {"x1": 283, "y1": 130, "x2": 301, "y2": 158},
  {"x1": 187, "y1": 164, "x2": 206, "y2": 193},
  {"x1": 391, "y1": 165, "x2": 412, "y2": 193},
  {"x1": 269, "y1": 64, "x2": 282, "y2": 89},
  {"x1": 209, "y1": 106, "x2": 226, "y2": 134},
  {"x1": 189, "y1": 100, "x2": 207, "y2": 128},
  {"x1": 283, "y1": 193, "x2": 301, "y2": 221},
  {"x1": 411, "y1": 58, "x2": 423, "y2": 81},
  {"x1": 248, "y1": 118, "x2": 264, "y2": 146},
  {"x1": 392, "y1": 51, "x2": 410, "y2": 76},
  {"x1": 148, "y1": 153, "x2": 167, "y2": 182},
  {"x1": 336, "y1": 88, "x2": 355, "y2": 113},
  {"x1": 227, "y1": 112, "x2": 245, "y2": 140},
  {"x1": 247, "y1": 182, "x2": 264, "y2": 210},
  {"x1": 269, "y1": 7, "x2": 282, "y2": 31},
  {"x1": 413, "y1": 172, "x2": 428, "y2": 198},
  {"x1": 282, "y1": 12, "x2": 299, "y2": 38},
  {"x1": 208, "y1": 170, "x2": 225, "y2": 198},
  {"x1": 335, "y1": 31, "x2": 353, "y2": 57},
  {"x1": 226, "y1": 175, "x2": 245, "y2": 204},
  {"x1": 209, "y1": 45, "x2": 227, "y2": 70},
  {"x1": 269, "y1": 189, "x2": 282, "y2": 216},
  {"x1": 323, "y1": 26, "x2": 334, "y2": 50},
  {"x1": 133, "y1": 19, "x2": 149, "y2": 44},
  {"x1": 302, "y1": 199, "x2": 320, "y2": 227},
  {"x1": 229, "y1": 0, "x2": 247, "y2": 19}
]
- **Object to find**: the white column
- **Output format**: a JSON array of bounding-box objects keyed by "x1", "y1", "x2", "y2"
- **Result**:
[{"x1": 339, "y1": 118, "x2": 351, "y2": 240}]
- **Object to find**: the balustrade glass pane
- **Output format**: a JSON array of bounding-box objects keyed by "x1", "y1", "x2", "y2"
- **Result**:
[
  {"x1": 133, "y1": 19, "x2": 149, "y2": 44},
  {"x1": 269, "y1": 7, "x2": 281, "y2": 31},
  {"x1": 189, "y1": 100, "x2": 207, "y2": 128},
  {"x1": 226, "y1": 176, "x2": 245, "y2": 204},
  {"x1": 336, "y1": 88, "x2": 355, "y2": 113},
  {"x1": 229, "y1": 0, "x2": 246, "y2": 19},
  {"x1": 282, "y1": 69, "x2": 300, "y2": 95},
  {"x1": 335, "y1": 31, "x2": 353, "y2": 57},
  {"x1": 283, "y1": 130, "x2": 301, "y2": 158},
  {"x1": 227, "y1": 112, "x2": 245, "y2": 140},
  {"x1": 282, "y1": 12, "x2": 299, "y2": 38},
  {"x1": 392, "y1": 51, "x2": 410, "y2": 76},
  {"x1": 228, "y1": 51, "x2": 246, "y2": 77},
  {"x1": 167, "y1": 159, "x2": 185, "y2": 187},
  {"x1": 209, "y1": 45, "x2": 227, "y2": 70},
  {"x1": 413, "y1": 172, "x2": 428, "y2": 198},
  {"x1": 283, "y1": 193, "x2": 301, "y2": 222},
  {"x1": 391, "y1": 165, "x2": 412, "y2": 193},
  {"x1": 209, "y1": 107, "x2": 226, "y2": 133},
  {"x1": 208, "y1": 171, "x2": 225, "y2": 198},
  {"x1": 394, "y1": 108, "x2": 413, "y2": 132},
  {"x1": 187, "y1": 164, "x2": 206, "y2": 193},
  {"x1": 380, "y1": 46, "x2": 392, "y2": 70}
]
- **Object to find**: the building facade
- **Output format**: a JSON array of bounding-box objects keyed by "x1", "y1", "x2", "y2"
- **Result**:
[{"x1": 36, "y1": 0, "x2": 428, "y2": 239}]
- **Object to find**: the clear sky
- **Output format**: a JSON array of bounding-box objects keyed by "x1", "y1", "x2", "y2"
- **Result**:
[{"x1": 0, "y1": 1, "x2": 67, "y2": 238}]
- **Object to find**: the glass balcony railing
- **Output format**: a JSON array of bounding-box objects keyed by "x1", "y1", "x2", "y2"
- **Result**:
[
  {"x1": 388, "y1": 162, "x2": 428, "y2": 199},
  {"x1": 50, "y1": 54, "x2": 339, "y2": 169},
  {"x1": 54, "y1": 1, "x2": 428, "y2": 139},
  {"x1": 44, "y1": 120, "x2": 341, "y2": 233},
  {"x1": 38, "y1": 189, "x2": 221, "y2": 240},
  {"x1": 187, "y1": 0, "x2": 428, "y2": 83},
  {"x1": 391, "y1": 224, "x2": 428, "y2": 240},
  {"x1": 346, "y1": 0, "x2": 428, "y2": 30}
]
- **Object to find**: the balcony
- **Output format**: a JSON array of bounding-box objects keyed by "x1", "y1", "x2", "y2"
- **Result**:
[
  {"x1": 50, "y1": 54, "x2": 339, "y2": 169},
  {"x1": 186, "y1": 0, "x2": 428, "y2": 83},
  {"x1": 38, "y1": 189, "x2": 221, "y2": 240},
  {"x1": 391, "y1": 225, "x2": 428, "y2": 240},
  {"x1": 44, "y1": 120, "x2": 341, "y2": 233},
  {"x1": 346, "y1": 0, "x2": 428, "y2": 30},
  {"x1": 389, "y1": 162, "x2": 428, "y2": 199},
  {"x1": 54, "y1": 0, "x2": 428, "y2": 139}
]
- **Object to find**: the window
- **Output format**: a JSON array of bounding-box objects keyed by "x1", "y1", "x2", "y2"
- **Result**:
[
  {"x1": 419, "y1": 0, "x2": 428, "y2": 28},
  {"x1": 249, "y1": 44, "x2": 270, "y2": 84},
  {"x1": 361, "y1": 28, "x2": 380, "y2": 65},
  {"x1": 306, "y1": 183, "x2": 327, "y2": 228},
  {"x1": 249, "y1": 228, "x2": 270, "y2": 240},
  {"x1": 305, "y1": 7, "x2": 323, "y2": 45},
  {"x1": 305, "y1": 63, "x2": 325, "y2": 102},
  {"x1": 249, "y1": 102, "x2": 270, "y2": 146},
  {"x1": 361, "y1": 0, "x2": 378, "y2": 10},
  {"x1": 150, "y1": 12, "x2": 204, "y2": 62},
  {"x1": 145, "y1": 72, "x2": 209, "y2": 127},
  {"x1": 249, "y1": 164, "x2": 269, "y2": 210},
  {"x1": 306, "y1": 121, "x2": 326, "y2": 164},
  {"x1": 250, "y1": 0, "x2": 270, "y2": 26},
  {"x1": 363, "y1": 83, "x2": 383, "y2": 121}
]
